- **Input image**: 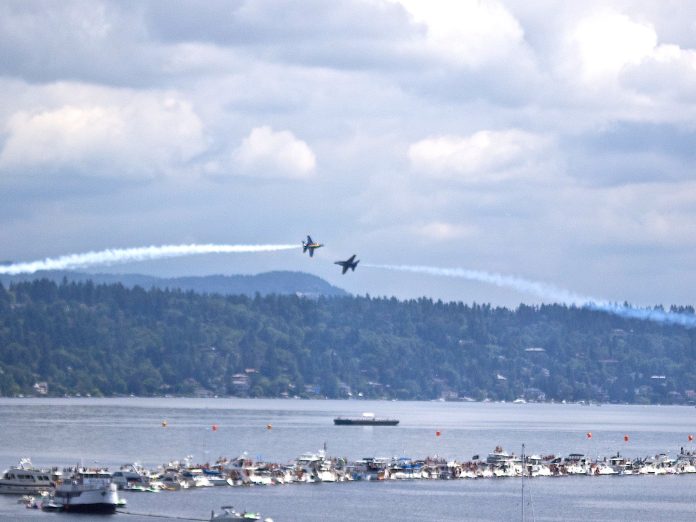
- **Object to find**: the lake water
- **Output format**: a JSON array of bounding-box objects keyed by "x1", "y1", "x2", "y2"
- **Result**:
[{"x1": 1, "y1": 398, "x2": 696, "y2": 521}]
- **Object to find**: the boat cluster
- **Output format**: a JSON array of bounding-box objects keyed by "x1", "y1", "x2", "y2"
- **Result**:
[
  {"x1": 5, "y1": 447, "x2": 696, "y2": 515},
  {"x1": 8, "y1": 446, "x2": 696, "y2": 494},
  {"x1": 149, "y1": 447, "x2": 696, "y2": 483},
  {"x1": 235, "y1": 447, "x2": 696, "y2": 481}
]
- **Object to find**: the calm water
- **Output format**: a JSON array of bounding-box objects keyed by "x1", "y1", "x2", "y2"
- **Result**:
[{"x1": 1, "y1": 398, "x2": 696, "y2": 521}]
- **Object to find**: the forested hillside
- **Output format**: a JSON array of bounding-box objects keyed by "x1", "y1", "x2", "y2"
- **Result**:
[
  {"x1": 0, "y1": 270, "x2": 347, "y2": 298},
  {"x1": 1, "y1": 279, "x2": 695, "y2": 404}
]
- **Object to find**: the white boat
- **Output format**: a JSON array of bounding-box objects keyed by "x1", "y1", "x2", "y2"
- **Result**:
[
  {"x1": 272, "y1": 466, "x2": 294, "y2": 484},
  {"x1": 486, "y1": 447, "x2": 514, "y2": 465},
  {"x1": 487, "y1": 447, "x2": 521, "y2": 477},
  {"x1": 526, "y1": 455, "x2": 552, "y2": 477},
  {"x1": 208, "y1": 476, "x2": 234, "y2": 487},
  {"x1": 593, "y1": 463, "x2": 618, "y2": 475},
  {"x1": 210, "y1": 505, "x2": 264, "y2": 521},
  {"x1": 112, "y1": 463, "x2": 152, "y2": 489},
  {"x1": 223, "y1": 455, "x2": 257, "y2": 485},
  {"x1": 294, "y1": 450, "x2": 338, "y2": 482},
  {"x1": 461, "y1": 469, "x2": 478, "y2": 479},
  {"x1": 478, "y1": 468, "x2": 494, "y2": 478},
  {"x1": 349, "y1": 457, "x2": 387, "y2": 481},
  {"x1": 388, "y1": 458, "x2": 423, "y2": 480},
  {"x1": 50, "y1": 469, "x2": 120, "y2": 514},
  {"x1": 609, "y1": 455, "x2": 634, "y2": 475},
  {"x1": 0, "y1": 458, "x2": 60, "y2": 495},
  {"x1": 563, "y1": 454, "x2": 590, "y2": 475},
  {"x1": 247, "y1": 469, "x2": 273, "y2": 486},
  {"x1": 182, "y1": 469, "x2": 215, "y2": 487},
  {"x1": 159, "y1": 472, "x2": 189, "y2": 490}
]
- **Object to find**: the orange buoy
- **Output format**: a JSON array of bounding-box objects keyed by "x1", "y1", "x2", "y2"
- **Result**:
[
  {"x1": 266, "y1": 424, "x2": 273, "y2": 430},
  {"x1": 624, "y1": 435, "x2": 629, "y2": 442},
  {"x1": 586, "y1": 432, "x2": 592, "y2": 439},
  {"x1": 212, "y1": 424, "x2": 219, "y2": 432},
  {"x1": 161, "y1": 420, "x2": 168, "y2": 428}
]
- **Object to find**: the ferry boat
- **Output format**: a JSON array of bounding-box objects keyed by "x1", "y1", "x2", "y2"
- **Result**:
[
  {"x1": 0, "y1": 458, "x2": 60, "y2": 495},
  {"x1": 50, "y1": 468, "x2": 120, "y2": 513},
  {"x1": 333, "y1": 412, "x2": 399, "y2": 426}
]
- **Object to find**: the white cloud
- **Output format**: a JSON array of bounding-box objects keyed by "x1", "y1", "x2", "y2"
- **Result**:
[
  {"x1": 408, "y1": 129, "x2": 552, "y2": 182},
  {"x1": 231, "y1": 126, "x2": 316, "y2": 179},
  {"x1": 538, "y1": 180, "x2": 696, "y2": 260},
  {"x1": 390, "y1": 0, "x2": 526, "y2": 67},
  {"x1": 0, "y1": 87, "x2": 206, "y2": 179},
  {"x1": 621, "y1": 44, "x2": 696, "y2": 101},
  {"x1": 569, "y1": 10, "x2": 656, "y2": 84},
  {"x1": 412, "y1": 221, "x2": 478, "y2": 241}
]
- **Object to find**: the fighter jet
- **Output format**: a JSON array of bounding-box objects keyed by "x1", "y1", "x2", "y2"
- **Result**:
[
  {"x1": 302, "y1": 235, "x2": 324, "y2": 257},
  {"x1": 335, "y1": 254, "x2": 359, "y2": 275}
]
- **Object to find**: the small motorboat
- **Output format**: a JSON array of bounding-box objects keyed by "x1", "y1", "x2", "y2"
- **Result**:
[
  {"x1": 210, "y1": 505, "x2": 270, "y2": 521},
  {"x1": 124, "y1": 483, "x2": 160, "y2": 492},
  {"x1": 41, "y1": 501, "x2": 64, "y2": 512},
  {"x1": 18, "y1": 495, "x2": 40, "y2": 509}
]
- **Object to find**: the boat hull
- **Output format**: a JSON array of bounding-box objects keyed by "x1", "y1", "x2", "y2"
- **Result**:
[
  {"x1": 0, "y1": 483, "x2": 52, "y2": 495},
  {"x1": 62, "y1": 502, "x2": 117, "y2": 514}
]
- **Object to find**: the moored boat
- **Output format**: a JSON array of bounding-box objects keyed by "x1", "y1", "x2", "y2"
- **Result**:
[
  {"x1": 0, "y1": 458, "x2": 60, "y2": 495},
  {"x1": 50, "y1": 468, "x2": 120, "y2": 514},
  {"x1": 158, "y1": 472, "x2": 190, "y2": 490},
  {"x1": 182, "y1": 468, "x2": 215, "y2": 487},
  {"x1": 203, "y1": 468, "x2": 234, "y2": 486},
  {"x1": 112, "y1": 463, "x2": 152, "y2": 490}
]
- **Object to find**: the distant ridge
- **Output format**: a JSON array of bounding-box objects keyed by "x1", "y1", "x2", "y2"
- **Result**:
[{"x1": 0, "y1": 270, "x2": 348, "y2": 298}]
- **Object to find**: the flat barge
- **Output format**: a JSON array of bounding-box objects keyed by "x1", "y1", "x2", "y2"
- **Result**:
[{"x1": 333, "y1": 417, "x2": 399, "y2": 426}]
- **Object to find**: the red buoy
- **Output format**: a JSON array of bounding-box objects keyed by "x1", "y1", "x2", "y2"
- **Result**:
[
  {"x1": 689, "y1": 434, "x2": 694, "y2": 442},
  {"x1": 212, "y1": 424, "x2": 219, "y2": 432},
  {"x1": 586, "y1": 432, "x2": 592, "y2": 439},
  {"x1": 623, "y1": 434, "x2": 629, "y2": 442},
  {"x1": 435, "y1": 431, "x2": 441, "y2": 437}
]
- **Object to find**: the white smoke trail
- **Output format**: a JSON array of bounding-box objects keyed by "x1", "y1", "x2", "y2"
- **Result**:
[
  {"x1": 0, "y1": 244, "x2": 298, "y2": 275},
  {"x1": 364, "y1": 263, "x2": 696, "y2": 328}
]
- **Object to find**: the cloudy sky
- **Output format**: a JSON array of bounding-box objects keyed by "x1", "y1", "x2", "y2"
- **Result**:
[{"x1": 2, "y1": 0, "x2": 696, "y2": 307}]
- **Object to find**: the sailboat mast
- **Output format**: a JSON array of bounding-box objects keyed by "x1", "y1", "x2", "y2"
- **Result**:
[{"x1": 521, "y1": 443, "x2": 525, "y2": 522}]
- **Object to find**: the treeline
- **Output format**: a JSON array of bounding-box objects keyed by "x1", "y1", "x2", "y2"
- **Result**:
[{"x1": 1, "y1": 279, "x2": 695, "y2": 404}]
